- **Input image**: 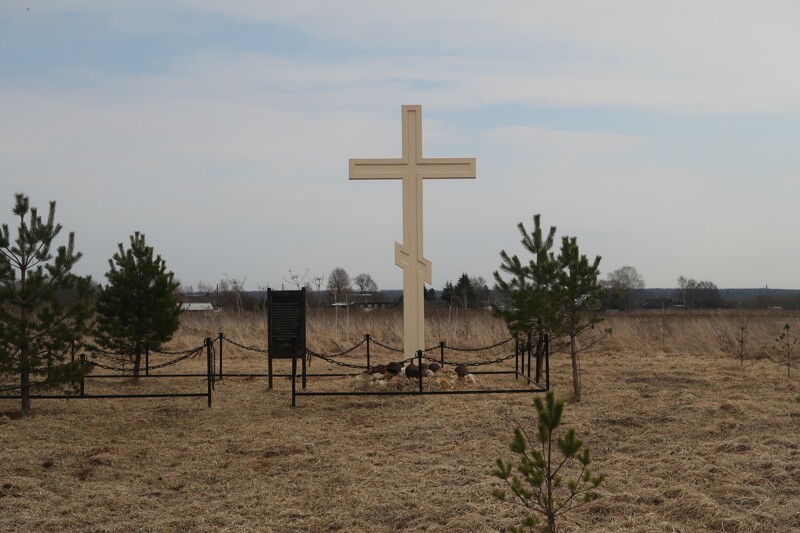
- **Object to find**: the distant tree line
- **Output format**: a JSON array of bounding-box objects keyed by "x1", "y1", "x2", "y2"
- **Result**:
[{"x1": 595, "y1": 268, "x2": 799, "y2": 310}]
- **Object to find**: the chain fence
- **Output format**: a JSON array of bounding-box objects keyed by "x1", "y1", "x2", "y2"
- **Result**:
[
  {"x1": 84, "y1": 344, "x2": 206, "y2": 374},
  {"x1": 222, "y1": 337, "x2": 269, "y2": 354},
  {"x1": 422, "y1": 350, "x2": 520, "y2": 368}
]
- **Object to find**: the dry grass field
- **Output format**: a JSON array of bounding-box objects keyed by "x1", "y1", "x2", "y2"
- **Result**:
[{"x1": 2, "y1": 309, "x2": 799, "y2": 532}]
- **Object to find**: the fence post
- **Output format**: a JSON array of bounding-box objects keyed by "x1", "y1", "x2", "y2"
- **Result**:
[
  {"x1": 268, "y1": 349, "x2": 273, "y2": 389},
  {"x1": 515, "y1": 336, "x2": 519, "y2": 380},
  {"x1": 205, "y1": 337, "x2": 212, "y2": 408},
  {"x1": 218, "y1": 332, "x2": 224, "y2": 380},
  {"x1": 300, "y1": 344, "x2": 307, "y2": 390},
  {"x1": 365, "y1": 334, "x2": 371, "y2": 370},
  {"x1": 80, "y1": 354, "x2": 86, "y2": 398},
  {"x1": 291, "y1": 350, "x2": 297, "y2": 408},
  {"x1": 145, "y1": 345, "x2": 149, "y2": 377},
  {"x1": 439, "y1": 341, "x2": 445, "y2": 365},
  {"x1": 545, "y1": 333, "x2": 550, "y2": 391},
  {"x1": 535, "y1": 337, "x2": 541, "y2": 384},
  {"x1": 71, "y1": 339, "x2": 76, "y2": 363},
  {"x1": 417, "y1": 350, "x2": 423, "y2": 393},
  {"x1": 526, "y1": 332, "x2": 532, "y2": 385}
]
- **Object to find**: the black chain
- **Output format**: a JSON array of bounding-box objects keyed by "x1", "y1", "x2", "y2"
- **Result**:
[
  {"x1": 0, "y1": 379, "x2": 57, "y2": 393},
  {"x1": 86, "y1": 360, "x2": 131, "y2": 373},
  {"x1": 147, "y1": 348, "x2": 203, "y2": 370},
  {"x1": 222, "y1": 337, "x2": 269, "y2": 354},
  {"x1": 150, "y1": 347, "x2": 200, "y2": 355},
  {"x1": 85, "y1": 347, "x2": 202, "y2": 373},
  {"x1": 84, "y1": 344, "x2": 129, "y2": 357},
  {"x1": 85, "y1": 344, "x2": 203, "y2": 359},
  {"x1": 318, "y1": 338, "x2": 366, "y2": 358},
  {"x1": 422, "y1": 351, "x2": 519, "y2": 368},
  {"x1": 306, "y1": 349, "x2": 368, "y2": 370},
  {"x1": 444, "y1": 337, "x2": 514, "y2": 352},
  {"x1": 88, "y1": 351, "x2": 131, "y2": 364},
  {"x1": 370, "y1": 338, "x2": 403, "y2": 353}
]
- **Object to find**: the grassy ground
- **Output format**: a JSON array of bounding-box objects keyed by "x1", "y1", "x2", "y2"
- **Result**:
[{"x1": 1, "y1": 309, "x2": 799, "y2": 532}]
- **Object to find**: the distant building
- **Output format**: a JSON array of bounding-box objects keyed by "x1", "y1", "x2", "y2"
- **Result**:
[{"x1": 181, "y1": 302, "x2": 215, "y2": 312}]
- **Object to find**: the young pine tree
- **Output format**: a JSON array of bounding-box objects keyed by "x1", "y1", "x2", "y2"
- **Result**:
[
  {"x1": 0, "y1": 194, "x2": 92, "y2": 414},
  {"x1": 555, "y1": 237, "x2": 604, "y2": 402},
  {"x1": 776, "y1": 323, "x2": 797, "y2": 378},
  {"x1": 94, "y1": 232, "x2": 182, "y2": 378},
  {"x1": 494, "y1": 214, "x2": 561, "y2": 382},
  {"x1": 493, "y1": 391, "x2": 604, "y2": 532}
]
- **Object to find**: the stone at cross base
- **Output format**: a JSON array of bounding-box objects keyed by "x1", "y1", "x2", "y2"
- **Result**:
[{"x1": 349, "y1": 105, "x2": 476, "y2": 362}]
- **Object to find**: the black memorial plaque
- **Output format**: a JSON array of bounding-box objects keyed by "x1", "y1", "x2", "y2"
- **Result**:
[{"x1": 267, "y1": 288, "x2": 306, "y2": 359}]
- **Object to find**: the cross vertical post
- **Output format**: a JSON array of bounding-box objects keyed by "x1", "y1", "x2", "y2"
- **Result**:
[{"x1": 349, "y1": 105, "x2": 476, "y2": 361}]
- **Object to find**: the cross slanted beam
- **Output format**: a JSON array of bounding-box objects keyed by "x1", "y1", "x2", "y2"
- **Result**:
[{"x1": 349, "y1": 105, "x2": 476, "y2": 361}]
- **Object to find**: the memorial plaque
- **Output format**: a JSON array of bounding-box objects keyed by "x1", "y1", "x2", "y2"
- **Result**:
[{"x1": 267, "y1": 288, "x2": 306, "y2": 359}]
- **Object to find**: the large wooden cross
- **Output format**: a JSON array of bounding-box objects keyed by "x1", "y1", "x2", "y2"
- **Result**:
[{"x1": 349, "y1": 105, "x2": 476, "y2": 361}]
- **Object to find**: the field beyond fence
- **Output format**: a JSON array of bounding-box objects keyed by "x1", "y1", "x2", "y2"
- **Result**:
[{"x1": 1, "y1": 309, "x2": 799, "y2": 531}]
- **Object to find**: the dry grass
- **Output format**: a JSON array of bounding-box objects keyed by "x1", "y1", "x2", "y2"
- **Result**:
[{"x1": 2, "y1": 309, "x2": 799, "y2": 532}]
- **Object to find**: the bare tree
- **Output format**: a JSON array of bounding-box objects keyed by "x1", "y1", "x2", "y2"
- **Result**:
[
  {"x1": 309, "y1": 274, "x2": 326, "y2": 315},
  {"x1": 327, "y1": 267, "x2": 351, "y2": 303},
  {"x1": 675, "y1": 275, "x2": 721, "y2": 309},
  {"x1": 223, "y1": 274, "x2": 246, "y2": 314},
  {"x1": 283, "y1": 269, "x2": 309, "y2": 290},
  {"x1": 605, "y1": 266, "x2": 645, "y2": 310},
  {"x1": 353, "y1": 273, "x2": 378, "y2": 294},
  {"x1": 677, "y1": 275, "x2": 689, "y2": 306}
]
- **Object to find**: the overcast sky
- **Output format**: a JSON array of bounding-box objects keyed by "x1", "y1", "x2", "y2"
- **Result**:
[{"x1": 2, "y1": 2, "x2": 799, "y2": 292}]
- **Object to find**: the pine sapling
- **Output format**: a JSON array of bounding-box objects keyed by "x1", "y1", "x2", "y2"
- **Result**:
[
  {"x1": 776, "y1": 323, "x2": 797, "y2": 378},
  {"x1": 738, "y1": 313, "x2": 748, "y2": 368},
  {"x1": 493, "y1": 391, "x2": 604, "y2": 532}
]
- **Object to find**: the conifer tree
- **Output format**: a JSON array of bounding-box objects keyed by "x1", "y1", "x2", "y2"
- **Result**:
[
  {"x1": 495, "y1": 215, "x2": 607, "y2": 397},
  {"x1": 493, "y1": 391, "x2": 604, "y2": 532},
  {"x1": 0, "y1": 194, "x2": 92, "y2": 414},
  {"x1": 454, "y1": 273, "x2": 475, "y2": 309},
  {"x1": 555, "y1": 237, "x2": 604, "y2": 402},
  {"x1": 94, "y1": 232, "x2": 182, "y2": 378},
  {"x1": 493, "y1": 214, "x2": 560, "y2": 380}
]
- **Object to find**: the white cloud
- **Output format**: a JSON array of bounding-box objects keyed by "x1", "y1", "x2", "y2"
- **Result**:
[{"x1": 2, "y1": 2, "x2": 800, "y2": 289}]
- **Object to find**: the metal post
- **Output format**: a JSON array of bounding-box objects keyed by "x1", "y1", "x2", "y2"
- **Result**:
[
  {"x1": 439, "y1": 341, "x2": 445, "y2": 365},
  {"x1": 291, "y1": 350, "x2": 297, "y2": 407},
  {"x1": 301, "y1": 344, "x2": 307, "y2": 390},
  {"x1": 218, "y1": 332, "x2": 224, "y2": 380},
  {"x1": 545, "y1": 333, "x2": 550, "y2": 391},
  {"x1": 527, "y1": 332, "x2": 532, "y2": 384},
  {"x1": 417, "y1": 350, "x2": 423, "y2": 393},
  {"x1": 515, "y1": 336, "x2": 519, "y2": 380},
  {"x1": 80, "y1": 354, "x2": 86, "y2": 397},
  {"x1": 268, "y1": 354, "x2": 273, "y2": 389},
  {"x1": 535, "y1": 339, "x2": 541, "y2": 384},
  {"x1": 145, "y1": 345, "x2": 149, "y2": 376},
  {"x1": 206, "y1": 337, "x2": 212, "y2": 407},
  {"x1": 365, "y1": 334, "x2": 371, "y2": 370}
]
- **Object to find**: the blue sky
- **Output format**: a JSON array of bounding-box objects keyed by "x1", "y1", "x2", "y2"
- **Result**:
[{"x1": 2, "y1": 1, "x2": 799, "y2": 291}]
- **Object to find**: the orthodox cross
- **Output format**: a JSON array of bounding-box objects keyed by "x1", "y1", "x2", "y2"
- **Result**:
[{"x1": 349, "y1": 105, "x2": 476, "y2": 361}]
